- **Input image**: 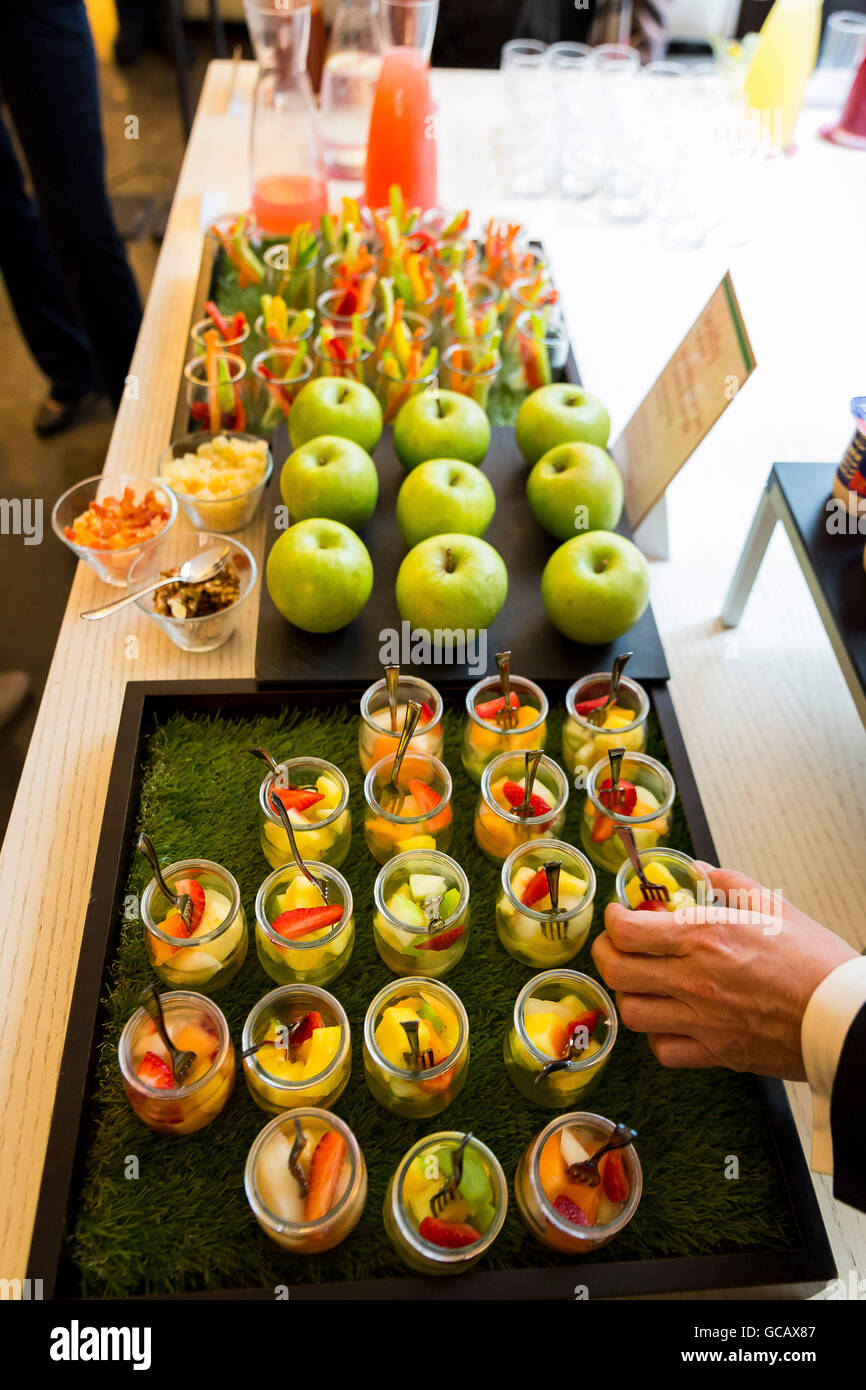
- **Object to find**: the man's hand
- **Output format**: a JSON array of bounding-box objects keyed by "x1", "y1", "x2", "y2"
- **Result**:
[{"x1": 592, "y1": 864, "x2": 858, "y2": 1080}]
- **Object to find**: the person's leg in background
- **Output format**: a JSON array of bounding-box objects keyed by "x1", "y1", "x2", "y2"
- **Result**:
[
  {"x1": 0, "y1": 106, "x2": 100, "y2": 433},
  {"x1": 0, "y1": 0, "x2": 142, "y2": 409}
]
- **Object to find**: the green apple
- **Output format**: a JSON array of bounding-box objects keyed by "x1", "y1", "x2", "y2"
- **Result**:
[
  {"x1": 393, "y1": 389, "x2": 490, "y2": 471},
  {"x1": 516, "y1": 384, "x2": 611, "y2": 465},
  {"x1": 266, "y1": 517, "x2": 373, "y2": 633},
  {"x1": 396, "y1": 458, "x2": 496, "y2": 547},
  {"x1": 541, "y1": 530, "x2": 649, "y2": 644},
  {"x1": 288, "y1": 377, "x2": 383, "y2": 454},
  {"x1": 280, "y1": 435, "x2": 378, "y2": 531},
  {"x1": 396, "y1": 533, "x2": 508, "y2": 631},
  {"x1": 527, "y1": 442, "x2": 623, "y2": 540}
]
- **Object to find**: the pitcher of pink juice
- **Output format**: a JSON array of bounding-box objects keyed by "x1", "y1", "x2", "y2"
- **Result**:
[
  {"x1": 365, "y1": 0, "x2": 439, "y2": 212},
  {"x1": 245, "y1": 0, "x2": 328, "y2": 235}
]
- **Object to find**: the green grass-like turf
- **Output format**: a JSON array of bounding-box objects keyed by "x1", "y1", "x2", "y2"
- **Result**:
[{"x1": 64, "y1": 703, "x2": 799, "y2": 1297}]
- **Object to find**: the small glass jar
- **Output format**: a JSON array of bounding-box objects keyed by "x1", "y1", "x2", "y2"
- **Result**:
[
  {"x1": 141, "y1": 858, "x2": 247, "y2": 993},
  {"x1": 245, "y1": 1108, "x2": 366, "y2": 1252},
  {"x1": 190, "y1": 313, "x2": 250, "y2": 355},
  {"x1": 501, "y1": 309, "x2": 569, "y2": 395},
  {"x1": 242, "y1": 983, "x2": 351, "y2": 1113},
  {"x1": 384, "y1": 1131, "x2": 508, "y2": 1276},
  {"x1": 562, "y1": 672, "x2": 650, "y2": 781},
  {"x1": 438, "y1": 272, "x2": 500, "y2": 323},
  {"x1": 375, "y1": 359, "x2": 439, "y2": 426},
  {"x1": 515, "y1": 1111, "x2": 642, "y2": 1253},
  {"x1": 614, "y1": 847, "x2": 711, "y2": 915},
  {"x1": 373, "y1": 849, "x2": 470, "y2": 977},
  {"x1": 372, "y1": 308, "x2": 434, "y2": 363},
  {"x1": 363, "y1": 977, "x2": 469, "y2": 1118},
  {"x1": 253, "y1": 312, "x2": 315, "y2": 353},
  {"x1": 358, "y1": 674, "x2": 444, "y2": 774},
  {"x1": 504, "y1": 969, "x2": 617, "y2": 1109},
  {"x1": 262, "y1": 242, "x2": 319, "y2": 309},
  {"x1": 474, "y1": 752, "x2": 568, "y2": 866},
  {"x1": 258, "y1": 756, "x2": 351, "y2": 872},
  {"x1": 183, "y1": 353, "x2": 248, "y2": 432},
  {"x1": 119, "y1": 990, "x2": 235, "y2": 1135},
  {"x1": 500, "y1": 272, "x2": 557, "y2": 330},
  {"x1": 433, "y1": 236, "x2": 482, "y2": 282},
  {"x1": 364, "y1": 751, "x2": 453, "y2": 864},
  {"x1": 581, "y1": 752, "x2": 676, "y2": 875},
  {"x1": 255, "y1": 861, "x2": 354, "y2": 987},
  {"x1": 496, "y1": 839, "x2": 596, "y2": 968},
  {"x1": 441, "y1": 343, "x2": 500, "y2": 413},
  {"x1": 462, "y1": 672, "x2": 548, "y2": 784},
  {"x1": 250, "y1": 348, "x2": 315, "y2": 436},
  {"x1": 317, "y1": 287, "x2": 375, "y2": 336},
  {"x1": 313, "y1": 331, "x2": 375, "y2": 387}
]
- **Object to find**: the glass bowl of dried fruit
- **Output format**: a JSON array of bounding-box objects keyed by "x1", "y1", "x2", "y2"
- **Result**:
[
  {"x1": 52, "y1": 474, "x2": 177, "y2": 587},
  {"x1": 127, "y1": 531, "x2": 257, "y2": 652}
]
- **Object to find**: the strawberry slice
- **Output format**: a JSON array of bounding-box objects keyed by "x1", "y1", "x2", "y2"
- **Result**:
[
  {"x1": 304, "y1": 1130, "x2": 347, "y2": 1221},
  {"x1": 288, "y1": 1010, "x2": 323, "y2": 1046},
  {"x1": 271, "y1": 786, "x2": 325, "y2": 814},
  {"x1": 419, "y1": 700, "x2": 435, "y2": 725},
  {"x1": 271, "y1": 905, "x2": 343, "y2": 939},
  {"x1": 418, "y1": 1216, "x2": 479, "y2": 1248},
  {"x1": 502, "y1": 781, "x2": 551, "y2": 819},
  {"x1": 407, "y1": 778, "x2": 452, "y2": 834},
  {"x1": 602, "y1": 1149, "x2": 629, "y2": 1203},
  {"x1": 137, "y1": 1050, "x2": 174, "y2": 1089},
  {"x1": 562, "y1": 1011, "x2": 601, "y2": 1054},
  {"x1": 521, "y1": 868, "x2": 553, "y2": 907},
  {"x1": 598, "y1": 777, "x2": 637, "y2": 815},
  {"x1": 574, "y1": 695, "x2": 609, "y2": 716},
  {"x1": 474, "y1": 692, "x2": 520, "y2": 722},
  {"x1": 174, "y1": 877, "x2": 206, "y2": 931},
  {"x1": 413, "y1": 924, "x2": 465, "y2": 952},
  {"x1": 636, "y1": 898, "x2": 669, "y2": 913},
  {"x1": 553, "y1": 1193, "x2": 590, "y2": 1227}
]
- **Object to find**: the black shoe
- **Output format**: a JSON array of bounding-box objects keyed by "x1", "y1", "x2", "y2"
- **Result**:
[{"x1": 34, "y1": 389, "x2": 103, "y2": 438}]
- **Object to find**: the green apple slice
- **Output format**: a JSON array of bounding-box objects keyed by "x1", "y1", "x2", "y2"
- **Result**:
[
  {"x1": 409, "y1": 873, "x2": 448, "y2": 901},
  {"x1": 387, "y1": 893, "x2": 427, "y2": 928}
]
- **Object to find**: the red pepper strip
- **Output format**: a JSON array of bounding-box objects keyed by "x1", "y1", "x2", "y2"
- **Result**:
[
  {"x1": 204, "y1": 299, "x2": 232, "y2": 340},
  {"x1": 229, "y1": 311, "x2": 247, "y2": 339},
  {"x1": 232, "y1": 385, "x2": 246, "y2": 430},
  {"x1": 258, "y1": 363, "x2": 293, "y2": 421}
]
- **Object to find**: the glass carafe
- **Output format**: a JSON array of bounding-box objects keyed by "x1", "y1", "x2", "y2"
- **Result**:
[
  {"x1": 364, "y1": 0, "x2": 439, "y2": 211},
  {"x1": 320, "y1": 1, "x2": 383, "y2": 181},
  {"x1": 244, "y1": 0, "x2": 328, "y2": 236}
]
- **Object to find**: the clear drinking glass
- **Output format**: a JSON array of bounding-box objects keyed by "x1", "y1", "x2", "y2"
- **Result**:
[
  {"x1": 250, "y1": 349, "x2": 315, "y2": 436},
  {"x1": 320, "y1": 0, "x2": 383, "y2": 180},
  {"x1": 501, "y1": 39, "x2": 557, "y2": 197},
  {"x1": 378, "y1": 0, "x2": 438, "y2": 56}
]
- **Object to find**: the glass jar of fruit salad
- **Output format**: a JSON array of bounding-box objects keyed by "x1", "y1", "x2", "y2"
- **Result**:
[
  {"x1": 255, "y1": 861, "x2": 354, "y2": 987},
  {"x1": 515, "y1": 1111, "x2": 642, "y2": 1254},
  {"x1": 562, "y1": 672, "x2": 650, "y2": 782},
  {"x1": 373, "y1": 849, "x2": 470, "y2": 977},
  {"x1": 119, "y1": 990, "x2": 235, "y2": 1135},
  {"x1": 141, "y1": 858, "x2": 247, "y2": 994},
  {"x1": 245, "y1": 1108, "x2": 366, "y2": 1253},
  {"x1": 242, "y1": 984, "x2": 351, "y2": 1114},
  {"x1": 496, "y1": 839, "x2": 596, "y2": 968},
  {"x1": 363, "y1": 977, "x2": 469, "y2": 1118},
  {"x1": 363, "y1": 751, "x2": 453, "y2": 864},
  {"x1": 258, "y1": 756, "x2": 351, "y2": 872},
  {"x1": 462, "y1": 673, "x2": 548, "y2": 784},
  {"x1": 474, "y1": 752, "x2": 568, "y2": 865},
  {"x1": 504, "y1": 969, "x2": 617, "y2": 1109},
  {"x1": 581, "y1": 752, "x2": 676, "y2": 875},
  {"x1": 384, "y1": 1132, "x2": 508, "y2": 1276},
  {"x1": 358, "y1": 675, "x2": 444, "y2": 774},
  {"x1": 615, "y1": 847, "x2": 711, "y2": 916}
]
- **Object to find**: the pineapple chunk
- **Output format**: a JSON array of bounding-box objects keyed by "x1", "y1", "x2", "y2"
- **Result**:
[{"x1": 625, "y1": 859, "x2": 680, "y2": 909}]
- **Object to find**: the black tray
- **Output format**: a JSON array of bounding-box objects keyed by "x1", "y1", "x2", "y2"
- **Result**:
[{"x1": 27, "y1": 679, "x2": 834, "y2": 1301}]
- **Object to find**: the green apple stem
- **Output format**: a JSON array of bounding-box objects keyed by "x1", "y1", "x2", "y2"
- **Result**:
[{"x1": 444, "y1": 547, "x2": 456, "y2": 574}]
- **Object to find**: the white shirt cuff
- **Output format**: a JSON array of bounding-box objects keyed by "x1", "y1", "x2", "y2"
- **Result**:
[{"x1": 801, "y1": 956, "x2": 866, "y2": 1175}]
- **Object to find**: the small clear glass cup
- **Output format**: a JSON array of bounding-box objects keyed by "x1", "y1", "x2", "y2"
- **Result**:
[
  {"x1": 262, "y1": 242, "x2": 319, "y2": 309},
  {"x1": 372, "y1": 308, "x2": 434, "y2": 363},
  {"x1": 441, "y1": 343, "x2": 500, "y2": 412},
  {"x1": 119, "y1": 990, "x2": 235, "y2": 1135},
  {"x1": 497, "y1": 839, "x2": 596, "y2": 968},
  {"x1": 364, "y1": 751, "x2": 453, "y2": 864},
  {"x1": 313, "y1": 331, "x2": 375, "y2": 387},
  {"x1": 205, "y1": 210, "x2": 262, "y2": 284},
  {"x1": 245, "y1": 1108, "x2": 366, "y2": 1251},
  {"x1": 384, "y1": 1131, "x2": 507, "y2": 1275},
  {"x1": 141, "y1": 856, "x2": 247, "y2": 992},
  {"x1": 433, "y1": 236, "x2": 481, "y2": 282},
  {"x1": 501, "y1": 273, "x2": 556, "y2": 332},
  {"x1": 614, "y1": 846, "x2": 711, "y2": 915},
  {"x1": 581, "y1": 751, "x2": 676, "y2": 875},
  {"x1": 363, "y1": 976, "x2": 469, "y2": 1118},
  {"x1": 562, "y1": 672, "x2": 650, "y2": 781},
  {"x1": 358, "y1": 674, "x2": 444, "y2": 773},
  {"x1": 258, "y1": 756, "x2": 352, "y2": 871},
  {"x1": 51, "y1": 473, "x2": 177, "y2": 588},
  {"x1": 474, "y1": 751, "x2": 567, "y2": 866},
  {"x1": 183, "y1": 353, "x2": 248, "y2": 432},
  {"x1": 462, "y1": 672, "x2": 548, "y2": 784},
  {"x1": 438, "y1": 272, "x2": 500, "y2": 324},
  {"x1": 128, "y1": 531, "x2": 257, "y2": 654},
  {"x1": 515, "y1": 1111, "x2": 642, "y2": 1253},
  {"x1": 255, "y1": 860, "x2": 354, "y2": 987},
  {"x1": 376, "y1": 359, "x2": 438, "y2": 426},
  {"x1": 253, "y1": 311, "x2": 315, "y2": 352},
  {"x1": 190, "y1": 314, "x2": 250, "y2": 355},
  {"x1": 373, "y1": 848, "x2": 470, "y2": 977},
  {"x1": 316, "y1": 287, "x2": 375, "y2": 335},
  {"x1": 250, "y1": 348, "x2": 315, "y2": 435},
  {"x1": 242, "y1": 983, "x2": 351, "y2": 1113},
  {"x1": 157, "y1": 431, "x2": 273, "y2": 532},
  {"x1": 439, "y1": 322, "x2": 499, "y2": 365},
  {"x1": 501, "y1": 309, "x2": 569, "y2": 395},
  {"x1": 504, "y1": 969, "x2": 617, "y2": 1109}
]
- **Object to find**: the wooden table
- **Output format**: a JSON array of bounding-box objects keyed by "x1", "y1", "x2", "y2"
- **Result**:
[{"x1": 2, "y1": 63, "x2": 864, "y2": 1295}]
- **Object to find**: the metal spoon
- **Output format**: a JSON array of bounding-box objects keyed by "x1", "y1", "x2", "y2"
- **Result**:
[
  {"x1": 615, "y1": 825, "x2": 670, "y2": 904},
  {"x1": 586, "y1": 650, "x2": 633, "y2": 727},
  {"x1": 385, "y1": 664, "x2": 400, "y2": 733},
  {"x1": 248, "y1": 746, "x2": 329, "y2": 904},
  {"x1": 495, "y1": 650, "x2": 517, "y2": 730},
  {"x1": 137, "y1": 832, "x2": 193, "y2": 929},
  {"x1": 138, "y1": 984, "x2": 196, "y2": 1084},
  {"x1": 565, "y1": 1123, "x2": 637, "y2": 1187},
  {"x1": 80, "y1": 544, "x2": 231, "y2": 620}
]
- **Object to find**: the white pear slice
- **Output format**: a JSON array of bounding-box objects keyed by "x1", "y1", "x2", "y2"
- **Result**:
[{"x1": 560, "y1": 1127, "x2": 592, "y2": 1167}]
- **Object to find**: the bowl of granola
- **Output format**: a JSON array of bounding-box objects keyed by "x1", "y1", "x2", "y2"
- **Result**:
[{"x1": 126, "y1": 531, "x2": 257, "y2": 652}]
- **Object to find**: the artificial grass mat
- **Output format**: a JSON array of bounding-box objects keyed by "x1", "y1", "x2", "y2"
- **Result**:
[{"x1": 65, "y1": 703, "x2": 800, "y2": 1297}]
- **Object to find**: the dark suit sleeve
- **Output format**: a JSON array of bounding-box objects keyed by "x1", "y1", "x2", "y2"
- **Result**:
[{"x1": 830, "y1": 1001, "x2": 866, "y2": 1212}]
